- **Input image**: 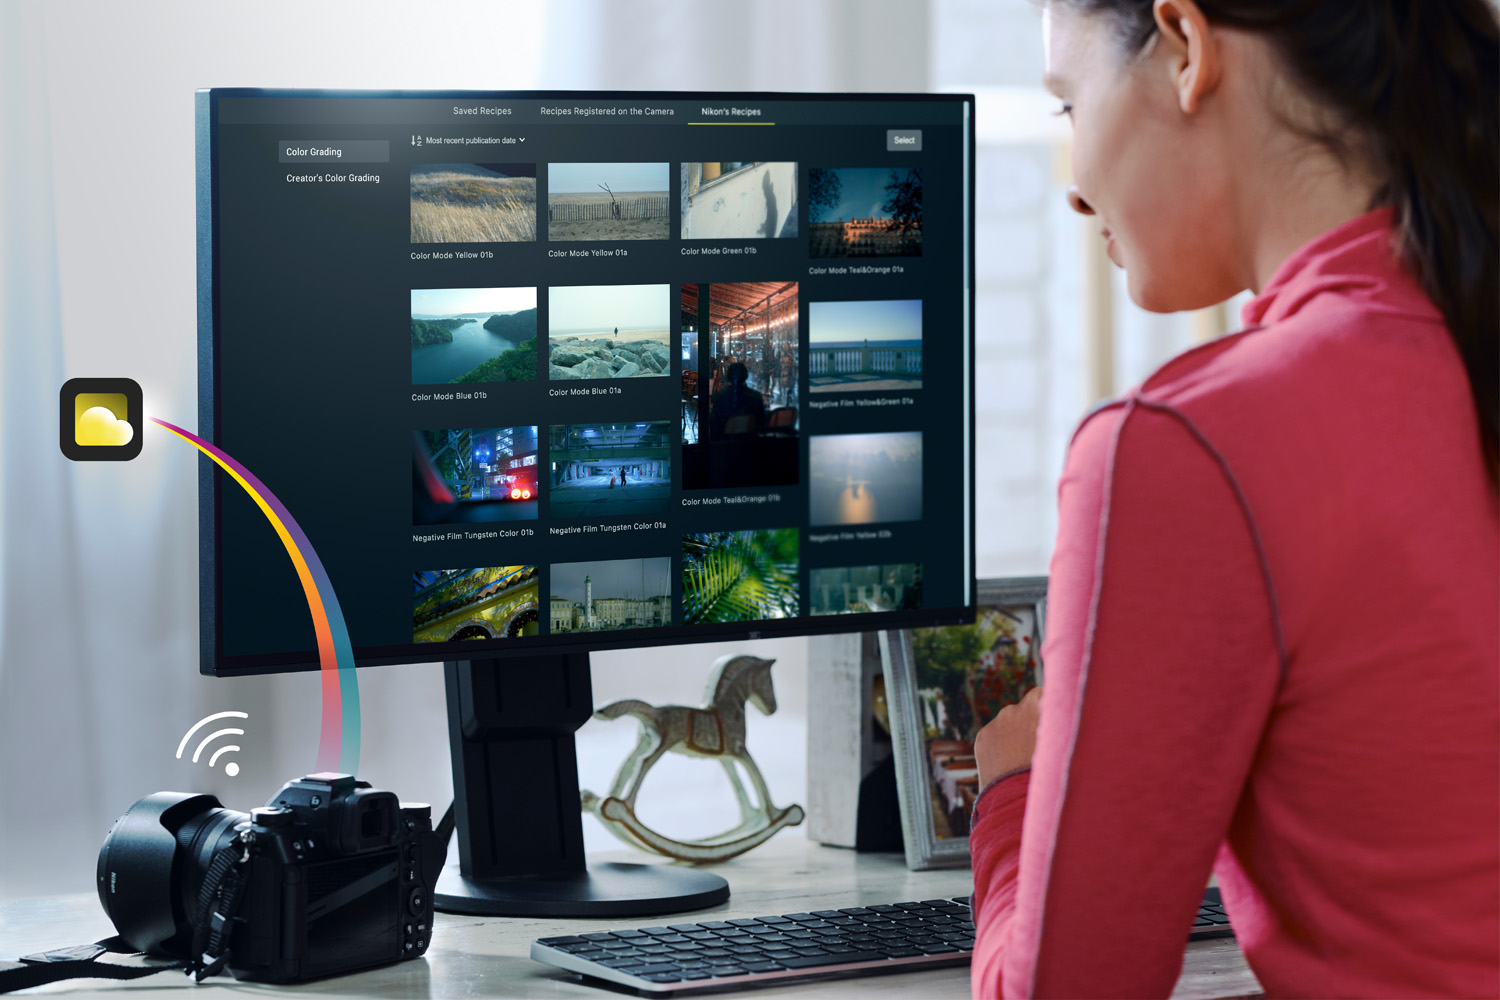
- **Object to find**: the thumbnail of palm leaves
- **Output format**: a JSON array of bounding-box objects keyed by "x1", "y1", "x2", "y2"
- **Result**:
[{"x1": 682, "y1": 530, "x2": 799, "y2": 624}]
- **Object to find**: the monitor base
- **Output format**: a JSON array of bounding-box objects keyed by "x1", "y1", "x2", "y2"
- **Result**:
[{"x1": 435, "y1": 861, "x2": 729, "y2": 917}]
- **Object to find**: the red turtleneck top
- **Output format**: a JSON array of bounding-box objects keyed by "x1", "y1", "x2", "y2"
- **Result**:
[{"x1": 968, "y1": 208, "x2": 1499, "y2": 998}]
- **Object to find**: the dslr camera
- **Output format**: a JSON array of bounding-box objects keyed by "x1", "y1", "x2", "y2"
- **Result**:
[{"x1": 97, "y1": 773, "x2": 441, "y2": 983}]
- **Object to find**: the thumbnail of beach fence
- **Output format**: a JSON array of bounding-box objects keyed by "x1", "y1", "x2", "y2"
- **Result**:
[
  {"x1": 411, "y1": 163, "x2": 537, "y2": 244},
  {"x1": 548, "y1": 162, "x2": 672, "y2": 241}
]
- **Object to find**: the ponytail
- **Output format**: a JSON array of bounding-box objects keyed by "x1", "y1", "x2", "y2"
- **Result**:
[
  {"x1": 1375, "y1": 1, "x2": 1499, "y2": 485},
  {"x1": 1056, "y1": 0, "x2": 1500, "y2": 486}
]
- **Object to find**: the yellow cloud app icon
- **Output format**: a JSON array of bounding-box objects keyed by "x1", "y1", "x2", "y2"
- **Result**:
[
  {"x1": 59, "y1": 378, "x2": 143, "y2": 461},
  {"x1": 74, "y1": 395, "x2": 134, "y2": 447}
]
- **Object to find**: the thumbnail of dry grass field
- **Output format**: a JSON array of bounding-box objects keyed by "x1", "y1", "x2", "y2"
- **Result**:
[{"x1": 410, "y1": 163, "x2": 537, "y2": 243}]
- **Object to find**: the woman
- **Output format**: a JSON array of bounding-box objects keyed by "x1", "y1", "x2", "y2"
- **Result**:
[{"x1": 968, "y1": 1, "x2": 1498, "y2": 996}]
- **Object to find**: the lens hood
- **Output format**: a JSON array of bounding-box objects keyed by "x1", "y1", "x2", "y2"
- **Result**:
[{"x1": 97, "y1": 792, "x2": 223, "y2": 955}]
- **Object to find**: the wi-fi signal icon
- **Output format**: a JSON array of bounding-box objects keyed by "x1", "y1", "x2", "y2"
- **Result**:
[{"x1": 176, "y1": 711, "x2": 249, "y2": 777}]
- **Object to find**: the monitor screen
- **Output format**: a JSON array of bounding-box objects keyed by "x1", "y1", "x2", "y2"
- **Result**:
[{"x1": 198, "y1": 90, "x2": 974, "y2": 676}]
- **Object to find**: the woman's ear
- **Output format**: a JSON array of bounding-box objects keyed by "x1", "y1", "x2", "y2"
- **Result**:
[{"x1": 1153, "y1": 0, "x2": 1221, "y2": 114}]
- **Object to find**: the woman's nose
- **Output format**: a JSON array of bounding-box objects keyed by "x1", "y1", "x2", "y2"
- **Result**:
[{"x1": 1066, "y1": 185, "x2": 1095, "y2": 216}]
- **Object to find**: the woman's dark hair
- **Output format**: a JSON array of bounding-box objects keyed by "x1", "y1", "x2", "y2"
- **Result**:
[{"x1": 1055, "y1": 0, "x2": 1499, "y2": 485}]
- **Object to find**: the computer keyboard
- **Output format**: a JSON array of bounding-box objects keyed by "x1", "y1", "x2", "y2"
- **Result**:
[{"x1": 531, "y1": 889, "x2": 1233, "y2": 993}]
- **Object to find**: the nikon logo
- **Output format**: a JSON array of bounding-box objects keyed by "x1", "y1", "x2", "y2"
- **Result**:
[{"x1": 110, "y1": 871, "x2": 117, "y2": 894}]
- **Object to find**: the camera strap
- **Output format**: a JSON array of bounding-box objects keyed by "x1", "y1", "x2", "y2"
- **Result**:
[
  {"x1": 187, "y1": 825, "x2": 255, "y2": 981},
  {"x1": 0, "y1": 830, "x2": 254, "y2": 994},
  {"x1": 0, "y1": 938, "x2": 183, "y2": 993}
]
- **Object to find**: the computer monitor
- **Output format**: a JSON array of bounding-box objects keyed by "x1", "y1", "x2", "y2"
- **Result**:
[{"x1": 196, "y1": 89, "x2": 975, "y2": 916}]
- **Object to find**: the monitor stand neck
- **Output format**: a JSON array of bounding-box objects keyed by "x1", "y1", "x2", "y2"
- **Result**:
[{"x1": 434, "y1": 654, "x2": 729, "y2": 917}]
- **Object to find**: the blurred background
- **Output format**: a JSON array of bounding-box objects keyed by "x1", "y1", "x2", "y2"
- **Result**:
[{"x1": 0, "y1": 0, "x2": 1243, "y2": 900}]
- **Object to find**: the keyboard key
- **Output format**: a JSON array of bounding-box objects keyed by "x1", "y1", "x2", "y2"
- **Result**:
[
  {"x1": 537, "y1": 935, "x2": 586, "y2": 945},
  {"x1": 614, "y1": 929, "x2": 648, "y2": 938},
  {"x1": 838, "y1": 907, "x2": 871, "y2": 915},
  {"x1": 881, "y1": 947, "x2": 923, "y2": 959},
  {"x1": 754, "y1": 916, "x2": 792, "y2": 925},
  {"x1": 600, "y1": 957, "x2": 647, "y2": 969},
  {"x1": 921, "y1": 899, "x2": 953, "y2": 907},
  {"x1": 811, "y1": 910, "x2": 844, "y2": 919},
  {"x1": 727, "y1": 918, "x2": 760, "y2": 926},
  {"x1": 696, "y1": 921, "x2": 733, "y2": 930},
  {"x1": 696, "y1": 948, "x2": 731, "y2": 958},
  {"x1": 642, "y1": 972, "x2": 684, "y2": 983},
  {"x1": 743, "y1": 961, "x2": 785, "y2": 972},
  {"x1": 708, "y1": 966, "x2": 749, "y2": 977},
  {"x1": 785, "y1": 913, "x2": 816, "y2": 922},
  {"x1": 640, "y1": 926, "x2": 676, "y2": 936},
  {"x1": 920, "y1": 943, "x2": 960, "y2": 954},
  {"x1": 779, "y1": 951, "x2": 886, "y2": 969},
  {"x1": 668, "y1": 924, "x2": 702, "y2": 933},
  {"x1": 631, "y1": 963, "x2": 686, "y2": 976},
  {"x1": 582, "y1": 932, "x2": 618, "y2": 941}
]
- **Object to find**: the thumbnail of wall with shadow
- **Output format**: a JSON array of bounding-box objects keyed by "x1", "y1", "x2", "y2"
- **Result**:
[
  {"x1": 548, "y1": 284, "x2": 671, "y2": 380},
  {"x1": 810, "y1": 563, "x2": 923, "y2": 615},
  {"x1": 808, "y1": 167, "x2": 922, "y2": 258},
  {"x1": 412, "y1": 425, "x2": 539, "y2": 525},
  {"x1": 548, "y1": 162, "x2": 670, "y2": 242},
  {"x1": 681, "y1": 162, "x2": 798, "y2": 240},
  {"x1": 410, "y1": 163, "x2": 537, "y2": 244},
  {"x1": 411, "y1": 286, "x2": 538, "y2": 386},
  {"x1": 550, "y1": 556, "x2": 672, "y2": 633},
  {"x1": 548, "y1": 422, "x2": 672, "y2": 519},
  {"x1": 808, "y1": 431, "x2": 923, "y2": 526},
  {"x1": 681, "y1": 282, "x2": 799, "y2": 489},
  {"x1": 808, "y1": 299, "x2": 922, "y2": 393},
  {"x1": 682, "y1": 529, "x2": 800, "y2": 625},
  {"x1": 413, "y1": 565, "x2": 540, "y2": 642}
]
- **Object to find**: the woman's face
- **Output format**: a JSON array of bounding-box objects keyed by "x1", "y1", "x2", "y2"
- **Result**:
[{"x1": 1044, "y1": 3, "x2": 1237, "y2": 312}]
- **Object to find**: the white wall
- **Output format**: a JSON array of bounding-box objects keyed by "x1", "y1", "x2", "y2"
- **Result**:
[
  {"x1": 1, "y1": 0, "x2": 1222, "y2": 904},
  {"x1": 0, "y1": 0, "x2": 930, "y2": 901}
]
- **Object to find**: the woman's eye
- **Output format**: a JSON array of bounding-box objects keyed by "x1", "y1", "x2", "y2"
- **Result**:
[{"x1": 1053, "y1": 103, "x2": 1073, "y2": 119}]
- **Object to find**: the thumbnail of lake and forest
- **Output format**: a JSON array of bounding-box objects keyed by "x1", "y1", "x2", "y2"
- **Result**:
[{"x1": 411, "y1": 286, "x2": 539, "y2": 385}]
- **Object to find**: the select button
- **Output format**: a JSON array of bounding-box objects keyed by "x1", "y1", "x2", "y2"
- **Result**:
[{"x1": 886, "y1": 129, "x2": 922, "y2": 152}]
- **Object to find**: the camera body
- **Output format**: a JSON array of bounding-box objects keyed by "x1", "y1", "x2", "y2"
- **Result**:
[{"x1": 98, "y1": 773, "x2": 441, "y2": 983}]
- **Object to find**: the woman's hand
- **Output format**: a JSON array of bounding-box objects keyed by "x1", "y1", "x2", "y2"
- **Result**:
[{"x1": 975, "y1": 686, "x2": 1043, "y2": 787}]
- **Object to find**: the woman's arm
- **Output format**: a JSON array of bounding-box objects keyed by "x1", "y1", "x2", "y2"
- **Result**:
[{"x1": 969, "y1": 399, "x2": 1283, "y2": 998}]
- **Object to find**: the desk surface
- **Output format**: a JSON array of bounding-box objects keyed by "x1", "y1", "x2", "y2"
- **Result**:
[{"x1": 1, "y1": 835, "x2": 1263, "y2": 998}]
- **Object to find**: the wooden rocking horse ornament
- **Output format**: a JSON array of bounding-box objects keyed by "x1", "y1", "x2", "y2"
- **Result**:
[{"x1": 582, "y1": 654, "x2": 805, "y2": 862}]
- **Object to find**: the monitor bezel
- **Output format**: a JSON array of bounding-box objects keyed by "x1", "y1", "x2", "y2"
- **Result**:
[{"x1": 197, "y1": 87, "x2": 976, "y2": 678}]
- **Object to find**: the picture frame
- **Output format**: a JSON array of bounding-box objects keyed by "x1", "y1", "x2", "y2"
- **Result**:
[{"x1": 880, "y1": 576, "x2": 1047, "y2": 870}]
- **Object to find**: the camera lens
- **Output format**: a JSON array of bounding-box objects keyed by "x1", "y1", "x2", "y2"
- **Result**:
[{"x1": 97, "y1": 792, "x2": 249, "y2": 958}]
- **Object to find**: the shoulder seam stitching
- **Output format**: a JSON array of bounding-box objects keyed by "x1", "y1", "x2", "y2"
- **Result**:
[{"x1": 1028, "y1": 396, "x2": 1287, "y2": 996}]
